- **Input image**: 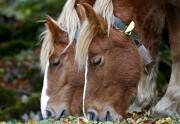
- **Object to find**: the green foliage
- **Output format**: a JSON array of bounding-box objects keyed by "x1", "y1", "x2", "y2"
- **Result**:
[
  {"x1": 0, "y1": 0, "x2": 67, "y2": 121},
  {"x1": 0, "y1": 0, "x2": 66, "y2": 41},
  {"x1": 0, "y1": 40, "x2": 36, "y2": 59},
  {"x1": 0, "y1": 0, "x2": 66, "y2": 21},
  {"x1": 0, "y1": 94, "x2": 40, "y2": 121},
  {"x1": 0, "y1": 86, "x2": 16, "y2": 110},
  {"x1": 26, "y1": 68, "x2": 43, "y2": 92},
  {"x1": 15, "y1": 0, "x2": 66, "y2": 21}
]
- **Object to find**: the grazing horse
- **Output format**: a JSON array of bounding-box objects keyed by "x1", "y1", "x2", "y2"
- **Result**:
[
  {"x1": 75, "y1": 4, "x2": 143, "y2": 121},
  {"x1": 40, "y1": 16, "x2": 84, "y2": 120},
  {"x1": 112, "y1": 0, "x2": 180, "y2": 118},
  {"x1": 76, "y1": 0, "x2": 180, "y2": 121},
  {"x1": 40, "y1": 0, "x2": 96, "y2": 120},
  {"x1": 40, "y1": 0, "x2": 82, "y2": 119}
]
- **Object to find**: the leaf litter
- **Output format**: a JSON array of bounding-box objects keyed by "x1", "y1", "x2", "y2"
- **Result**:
[{"x1": 0, "y1": 111, "x2": 180, "y2": 124}]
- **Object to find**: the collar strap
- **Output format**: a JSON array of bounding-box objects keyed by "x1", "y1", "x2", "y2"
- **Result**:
[
  {"x1": 74, "y1": 16, "x2": 153, "y2": 65},
  {"x1": 74, "y1": 29, "x2": 79, "y2": 41},
  {"x1": 113, "y1": 16, "x2": 140, "y2": 46},
  {"x1": 113, "y1": 16, "x2": 153, "y2": 65},
  {"x1": 74, "y1": 16, "x2": 140, "y2": 45}
]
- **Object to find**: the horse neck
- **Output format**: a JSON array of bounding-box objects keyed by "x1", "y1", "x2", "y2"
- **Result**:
[
  {"x1": 113, "y1": 0, "x2": 165, "y2": 62},
  {"x1": 113, "y1": 0, "x2": 165, "y2": 30},
  {"x1": 113, "y1": 0, "x2": 160, "y2": 23}
]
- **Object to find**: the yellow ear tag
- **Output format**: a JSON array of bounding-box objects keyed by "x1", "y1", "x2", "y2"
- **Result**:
[{"x1": 124, "y1": 21, "x2": 135, "y2": 35}]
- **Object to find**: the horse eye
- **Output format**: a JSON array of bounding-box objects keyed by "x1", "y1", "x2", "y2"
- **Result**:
[
  {"x1": 51, "y1": 59, "x2": 61, "y2": 67},
  {"x1": 92, "y1": 56, "x2": 104, "y2": 67}
]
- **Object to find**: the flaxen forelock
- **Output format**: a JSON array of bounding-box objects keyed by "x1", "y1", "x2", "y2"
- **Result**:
[
  {"x1": 75, "y1": 0, "x2": 115, "y2": 69},
  {"x1": 93, "y1": 0, "x2": 114, "y2": 34},
  {"x1": 75, "y1": 19, "x2": 100, "y2": 69},
  {"x1": 40, "y1": 31, "x2": 54, "y2": 72},
  {"x1": 57, "y1": 0, "x2": 80, "y2": 44}
]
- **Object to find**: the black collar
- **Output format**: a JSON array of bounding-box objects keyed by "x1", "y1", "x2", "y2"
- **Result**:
[
  {"x1": 74, "y1": 16, "x2": 140, "y2": 46},
  {"x1": 113, "y1": 16, "x2": 140, "y2": 46},
  {"x1": 113, "y1": 16, "x2": 153, "y2": 65}
]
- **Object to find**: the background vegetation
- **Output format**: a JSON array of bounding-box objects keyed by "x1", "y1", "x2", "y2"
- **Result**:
[
  {"x1": 0, "y1": 0, "x2": 66, "y2": 122},
  {"x1": 0, "y1": 0, "x2": 171, "y2": 122}
]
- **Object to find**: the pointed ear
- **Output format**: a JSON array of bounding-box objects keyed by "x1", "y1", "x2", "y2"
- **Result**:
[
  {"x1": 45, "y1": 16, "x2": 63, "y2": 37},
  {"x1": 83, "y1": 3, "x2": 106, "y2": 35},
  {"x1": 76, "y1": 4, "x2": 86, "y2": 23}
]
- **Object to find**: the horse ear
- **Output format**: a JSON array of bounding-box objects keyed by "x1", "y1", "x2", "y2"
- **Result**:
[
  {"x1": 45, "y1": 16, "x2": 63, "y2": 37},
  {"x1": 76, "y1": 4, "x2": 86, "y2": 23},
  {"x1": 83, "y1": 3, "x2": 105, "y2": 34}
]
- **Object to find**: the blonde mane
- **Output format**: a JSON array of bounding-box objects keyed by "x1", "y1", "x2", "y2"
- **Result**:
[
  {"x1": 75, "y1": 0, "x2": 114, "y2": 68},
  {"x1": 93, "y1": 0, "x2": 114, "y2": 34},
  {"x1": 40, "y1": 31, "x2": 54, "y2": 72},
  {"x1": 75, "y1": 20, "x2": 95, "y2": 69},
  {"x1": 57, "y1": 0, "x2": 80, "y2": 44}
]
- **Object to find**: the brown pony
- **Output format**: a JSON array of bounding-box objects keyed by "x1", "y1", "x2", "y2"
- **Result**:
[
  {"x1": 75, "y1": 4, "x2": 143, "y2": 121},
  {"x1": 40, "y1": 16, "x2": 85, "y2": 120},
  {"x1": 112, "y1": 0, "x2": 180, "y2": 118},
  {"x1": 76, "y1": 0, "x2": 180, "y2": 121}
]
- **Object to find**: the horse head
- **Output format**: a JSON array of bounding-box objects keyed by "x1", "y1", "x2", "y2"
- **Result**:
[
  {"x1": 75, "y1": 3, "x2": 143, "y2": 121},
  {"x1": 40, "y1": 16, "x2": 84, "y2": 120}
]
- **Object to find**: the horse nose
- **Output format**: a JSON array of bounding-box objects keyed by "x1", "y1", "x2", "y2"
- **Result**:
[
  {"x1": 45, "y1": 108, "x2": 55, "y2": 119},
  {"x1": 45, "y1": 107, "x2": 68, "y2": 120},
  {"x1": 55, "y1": 108, "x2": 68, "y2": 120},
  {"x1": 87, "y1": 109, "x2": 98, "y2": 121}
]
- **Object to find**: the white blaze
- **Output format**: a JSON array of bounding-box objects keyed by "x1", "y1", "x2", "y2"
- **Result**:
[
  {"x1": 83, "y1": 57, "x2": 88, "y2": 117},
  {"x1": 41, "y1": 61, "x2": 50, "y2": 119}
]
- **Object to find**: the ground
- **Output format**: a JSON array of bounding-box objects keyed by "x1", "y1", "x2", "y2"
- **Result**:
[{"x1": 1, "y1": 111, "x2": 180, "y2": 124}]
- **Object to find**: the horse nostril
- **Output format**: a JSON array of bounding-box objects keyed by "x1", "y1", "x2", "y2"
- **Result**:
[
  {"x1": 102, "y1": 111, "x2": 113, "y2": 121},
  {"x1": 55, "y1": 108, "x2": 68, "y2": 120},
  {"x1": 46, "y1": 108, "x2": 55, "y2": 119},
  {"x1": 87, "y1": 109, "x2": 98, "y2": 121},
  {"x1": 46, "y1": 110, "x2": 51, "y2": 118}
]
